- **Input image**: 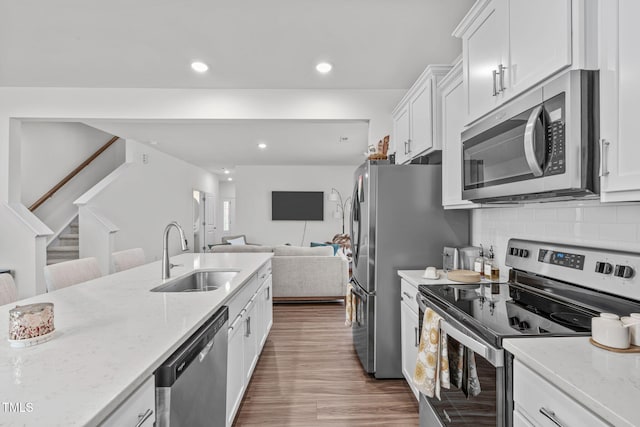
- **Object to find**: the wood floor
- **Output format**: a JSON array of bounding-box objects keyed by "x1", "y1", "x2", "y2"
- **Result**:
[{"x1": 233, "y1": 303, "x2": 419, "y2": 426}]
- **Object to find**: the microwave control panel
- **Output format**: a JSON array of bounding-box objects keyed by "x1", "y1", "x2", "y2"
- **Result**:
[{"x1": 545, "y1": 119, "x2": 565, "y2": 176}]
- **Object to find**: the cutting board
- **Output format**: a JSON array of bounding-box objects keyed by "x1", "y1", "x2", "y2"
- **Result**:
[
  {"x1": 447, "y1": 270, "x2": 481, "y2": 283},
  {"x1": 589, "y1": 338, "x2": 640, "y2": 353}
]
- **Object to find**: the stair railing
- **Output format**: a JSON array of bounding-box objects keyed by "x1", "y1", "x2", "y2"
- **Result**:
[{"x1": 29, "y1": 136, "x2": 120, "y2": 212}]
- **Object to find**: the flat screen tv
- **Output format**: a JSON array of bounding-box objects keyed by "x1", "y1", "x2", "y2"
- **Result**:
[{"x1": 272, "y1": 191, "x2": 324, "y2": 221}]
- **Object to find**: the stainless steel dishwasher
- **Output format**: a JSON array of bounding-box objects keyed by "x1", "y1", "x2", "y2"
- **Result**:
[{"x1": 155, "y1": 306, "x2": 228, "y2": 427}]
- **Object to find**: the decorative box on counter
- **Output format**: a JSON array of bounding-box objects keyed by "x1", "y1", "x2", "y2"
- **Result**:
[{"x1": 8, "y1": 303, "x2": 55, "y2": 347}]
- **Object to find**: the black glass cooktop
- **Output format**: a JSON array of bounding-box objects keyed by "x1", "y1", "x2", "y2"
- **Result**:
[{"x1": 418, "y1": 281, "x2": 597, "y2": 347}]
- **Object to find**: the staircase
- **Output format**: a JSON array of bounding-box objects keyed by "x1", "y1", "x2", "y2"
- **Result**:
[{"x1": 47, "y1": 219, "x2": 79, "y2": 265}]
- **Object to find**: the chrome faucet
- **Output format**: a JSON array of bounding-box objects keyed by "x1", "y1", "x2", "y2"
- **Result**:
[{"x1": 162, "y1": 221, "x2": 189, "y2": 280}]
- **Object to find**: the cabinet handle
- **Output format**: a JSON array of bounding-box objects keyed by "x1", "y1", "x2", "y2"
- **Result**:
[
  {"x1": 407, "y1": 139, "x2": 411, "y2": 153},
  {"x1": 246, "y1": 316, "x2": 252, "y2": 337},
  {"x1": 266, "y1": 286, "x2": 270, "y2": 300},
  {"x1": 414, "y1": 326, "x2": 420, "y2": 347},
  {"x1": 402, "y1": 291, "x2": 413, "y2": 300},
  {"x1": 498, "y1": 64, "x2": 507, "y2": 92},
  {"x1": 135, "y1": 409, "x2": 153, "y2": 427},
  {"x1": 404, "y1": 140, "x2": 408, "y2": 155},
  {"x1": 492, "y1": 70, "x2": 499, "y2": 96},
  {"x1": 539, "y1": 407, "x2": 565, "y2": 427},
  {"x1": 599, "y1": 139, "x2": 610, "y2": 177}
]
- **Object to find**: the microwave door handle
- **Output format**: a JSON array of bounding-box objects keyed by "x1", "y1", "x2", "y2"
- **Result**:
[
  {"x1": 440, "y1": 320, "x2": 504, "y2": 368},
  {"x1": 523, "y1": 105, "x2": 545, "y2": 177}
]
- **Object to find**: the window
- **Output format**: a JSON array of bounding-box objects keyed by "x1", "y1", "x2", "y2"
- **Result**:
[{"x1": 223, "y1": 200, "x2": 231, "y2": 232}]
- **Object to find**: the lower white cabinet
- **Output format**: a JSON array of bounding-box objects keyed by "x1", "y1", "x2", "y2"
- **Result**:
[
  {"x1": 399, "y1": 279, "x2": 420, "y2": 400},
  {"x1": 226, "y1": 266, "x2": 273, "y2": 427},
  {"x1": 513, "y1": 359, "x2": 609, "y2": 427},
  {"x1": 101, "y1": 376, "x2": 155, "y2": 427}
]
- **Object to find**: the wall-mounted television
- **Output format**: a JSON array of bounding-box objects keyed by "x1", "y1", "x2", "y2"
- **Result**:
[{"x1": 272, "y1": 191, "x2": 324, "y2": 221}]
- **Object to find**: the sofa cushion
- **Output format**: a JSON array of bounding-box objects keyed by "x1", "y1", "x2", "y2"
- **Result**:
[
  {"x1": 211, "y1": 245, "x2": 274, "y2": 253},
  {"x1": 310, "y1": 241, "x2": 340, "y2": 255},
  {"x1": 226, "y1": 236, "x2": 246, "y2": 245},
  {"x1": 274, "y1": 245, "x2": 333, "y2": 257}
]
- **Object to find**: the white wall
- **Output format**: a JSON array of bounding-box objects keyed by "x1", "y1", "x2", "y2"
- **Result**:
[
  {"x1": 472, "y1": 203, "x2": 640, "y2": 275},
  {"x1": 234, "y1": 165, "x2": 355, "y2": 246},
  {"x1": 21, "y1": 121, "x2": 125, "y2": 236},
  {"x1": 77, "y1": 140, "x2": 218, "y2": 269}
]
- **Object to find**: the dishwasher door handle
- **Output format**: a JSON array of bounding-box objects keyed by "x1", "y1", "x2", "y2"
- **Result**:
[{"x1": 198, "y1": 339, "x2": 214, "y2": 362}]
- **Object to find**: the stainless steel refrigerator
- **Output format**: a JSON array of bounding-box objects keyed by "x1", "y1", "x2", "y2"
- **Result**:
[{"x1": 349, "y1": 161, "x2": 469, "y2": 378}]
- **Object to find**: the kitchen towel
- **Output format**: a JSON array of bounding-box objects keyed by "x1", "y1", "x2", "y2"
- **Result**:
[
  {"x1": 448, "y1": 336, "x2": 482, "y2": 398},
  {"x1": 345, "y1": 282, "x2": 355, "y2": 327},
  {"x1": 413, "y1": 308, "x2": 450, "y2": 399}
]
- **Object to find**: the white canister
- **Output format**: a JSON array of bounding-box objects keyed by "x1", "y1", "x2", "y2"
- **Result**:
[
  {"x1": 621, "y1": 313, "x2": 640, "y2": 346},
  {"x1": 591, "y1": 313, "x2": 630, "y2": 349}
]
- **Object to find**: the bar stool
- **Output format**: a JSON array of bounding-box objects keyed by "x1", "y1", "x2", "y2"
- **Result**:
[
  {"x1": 111, "y1": 248, "x2": 146, "y2": 273},
  {"x1": 0, "y1": 273, "x2": 18, "y2": 305},
  {"x1": 43, "y1": 257, "x2": 102, "y2": 292}
]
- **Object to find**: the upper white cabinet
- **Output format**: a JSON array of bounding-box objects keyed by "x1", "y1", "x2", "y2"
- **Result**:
[
  {"x1": 393, "y1": 65, "x2": 452, "y2": 164},
  {"x1": 599, "y1": 0, "x2": 640, "y2": 202},
  {"x1": 454, "y1": 0, "x2": 585, "y2": 125},
  {"x1": 439, "y1": 59, "x2": 480, "y2": 209}
]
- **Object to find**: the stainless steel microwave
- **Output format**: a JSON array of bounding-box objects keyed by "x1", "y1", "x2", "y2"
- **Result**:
[{"x1": 461, "y1": 70, "x2": 599, "y2": 203}]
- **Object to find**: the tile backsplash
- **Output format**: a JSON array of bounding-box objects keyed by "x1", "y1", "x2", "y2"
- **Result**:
[{"x1": 471, "y1": 203, "x2": 640, "y2": 274}]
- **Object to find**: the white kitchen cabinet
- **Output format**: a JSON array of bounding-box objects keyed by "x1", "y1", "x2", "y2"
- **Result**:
[
  {"x1": 439, "y1": 59, "x2": 480, "y2": 209},
  {"x1": 513, "y1": 359, "x2": 609, "y2": 427},
  {"x1": 226, "y1": 314, "x2": 245, "y2": 427},
  {"x1": 243, "y1": 298, "x2": 259, "y2": 383},
  {"x1": 393, "y1": 65, "x2": 452, "y2": 164},
  {"x1": 399, "y1": 279, "x2": 420, "y2": 400},
  {"x1": 257, "y1": 275, "x2": 273, "y2": 350},
  {"x1": 226, "y1": 261, "x2": 272, "y2": 427},
  {"x1": 100, "y1": 376, "x2": 155, "y2": 427},
  {"x1": 599, "y1": 0, "x2": 640, "y2": 202},
  {"x1": 454, "y1": 0, "x2": 577, "y2": 124}
]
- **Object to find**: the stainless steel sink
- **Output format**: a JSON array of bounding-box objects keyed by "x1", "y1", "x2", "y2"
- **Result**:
[{"x1": 150, "y1": 270, "x2": 239, "y2": 293}]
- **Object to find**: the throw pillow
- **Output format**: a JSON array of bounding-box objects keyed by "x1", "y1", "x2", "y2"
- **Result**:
[
  {"x1": 227, "y1": 236, "x2": 246, "y2": 245},
  {"x1": 310, "y1": 241, "x2": 340, "y2": 255}
]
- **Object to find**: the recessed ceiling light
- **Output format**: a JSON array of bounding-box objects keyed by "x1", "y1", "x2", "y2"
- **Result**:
[
  {"x1": 224, "y1": 169, "x2": 230, "y2": 174},
  {"x1": 316, "y1": 62, "x2": 332, "y2": 73},
  {"x1": 258, "y1": 143, "x2": 267, "y2": 149},
  {"x1": 191, "y1": 61, "x2": 209, "y2": 72},
  {"x1": 228, "y1": 177, "x2": 233, "y2": 182}
]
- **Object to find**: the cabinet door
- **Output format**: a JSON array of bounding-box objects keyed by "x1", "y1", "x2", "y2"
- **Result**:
[
  {"x1": 400, "y1": 300, "x2": 419, "y2": 400},
  {"x1": 226, "y1": 316, "x2": 245, "y2": 427},
  {"x1": 509, "y1": 0, "x2": 571, "y2": 97},
  {"x1": 441, "y1": 68, "x2": 479, "y2": 209},
  {"x1": 393, "y1": 104, "x2": 411, "y2": 164},
  {"x1": 261, "y1": 276, "x2": 273, "y2": 348},
  {"x1": 243, "y1": 300, "x2": 259, "y2": 383},
  {"x1": 513, "y1": 410, "x2": 535, "y2": 427},
  {"x1": 464, "y1": 0, "x2": 508, "y2": 122},
  {"x1": 101, "y1": 376, "x2": 155, "y2": 427},
  {"x1": 600, "y1": 0, "x2": 640, "y2": 201},
  {"x1": 409, "y1": 79, "x2": 433, "y2": 157}
]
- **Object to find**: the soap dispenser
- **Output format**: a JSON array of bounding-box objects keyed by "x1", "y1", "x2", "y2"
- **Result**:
[{"x1": 474, "y1": 245, "x2": 485, "y2": 278}]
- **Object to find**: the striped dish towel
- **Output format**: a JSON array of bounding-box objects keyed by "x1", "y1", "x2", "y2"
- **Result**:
[
  {"x1": 345, "y1": 282, "x2": 355, "y2": 327},
  {"x1": 413, "y1": 308, "x2": 450, "y2": 399}
]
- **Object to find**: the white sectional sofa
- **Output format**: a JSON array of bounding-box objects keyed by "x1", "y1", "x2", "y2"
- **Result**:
[{"x1": 211, "y1": 244, "x2": 348, "y2": 300}]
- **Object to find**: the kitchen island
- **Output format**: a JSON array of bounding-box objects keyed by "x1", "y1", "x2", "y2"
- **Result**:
[{"x1": 0, "y1": 252, "x2": 272, "y2": 426}]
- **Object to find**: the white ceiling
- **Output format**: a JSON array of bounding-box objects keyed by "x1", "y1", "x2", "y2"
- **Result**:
[
  {"x1": 3, "y1": 1, "x2": 474, "y2": 172},
  {"x1": 84, "y1": 119, "x2": 371, "y2": 173}
]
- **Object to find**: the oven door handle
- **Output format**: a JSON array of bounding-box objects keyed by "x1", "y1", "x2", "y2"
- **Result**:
[
  {"x1": 523, "y1": 105, "x2": 545, "y2": 177},
  {"x1": 416, "y1": 293, "x2": 504, "y2": 368},
  {"x1": 440, "y1": 320, "x2": 504, "y2": 367}
]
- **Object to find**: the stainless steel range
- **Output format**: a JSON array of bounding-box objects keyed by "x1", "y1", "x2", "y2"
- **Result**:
[{"x1": 417, "y1": 238, "x2": 640, "y2": 426}]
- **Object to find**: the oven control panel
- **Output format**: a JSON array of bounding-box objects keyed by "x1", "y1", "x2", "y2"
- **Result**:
[
  {"x1": 506, "y1": 239, "x2": 640, "y2": 302},
  {"x1": 538, "y1": 249, "x2": 585, "y2": 270}
]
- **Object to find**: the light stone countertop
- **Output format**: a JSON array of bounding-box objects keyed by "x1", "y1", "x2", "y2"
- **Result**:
[
  {"x1": 504, "y1": 337, "x2": 640, "y2": 427},
  {"x1": 0, "y1": 252, "x2": 272, "y2": 427},
  {"x1": 398, "y1": 269, "x2": 462, "y2": 287}
]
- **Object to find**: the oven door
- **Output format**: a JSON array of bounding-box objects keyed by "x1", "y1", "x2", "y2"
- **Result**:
[{"x1": 417, "y1": 293, "x2": 507, "y2": 427}]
